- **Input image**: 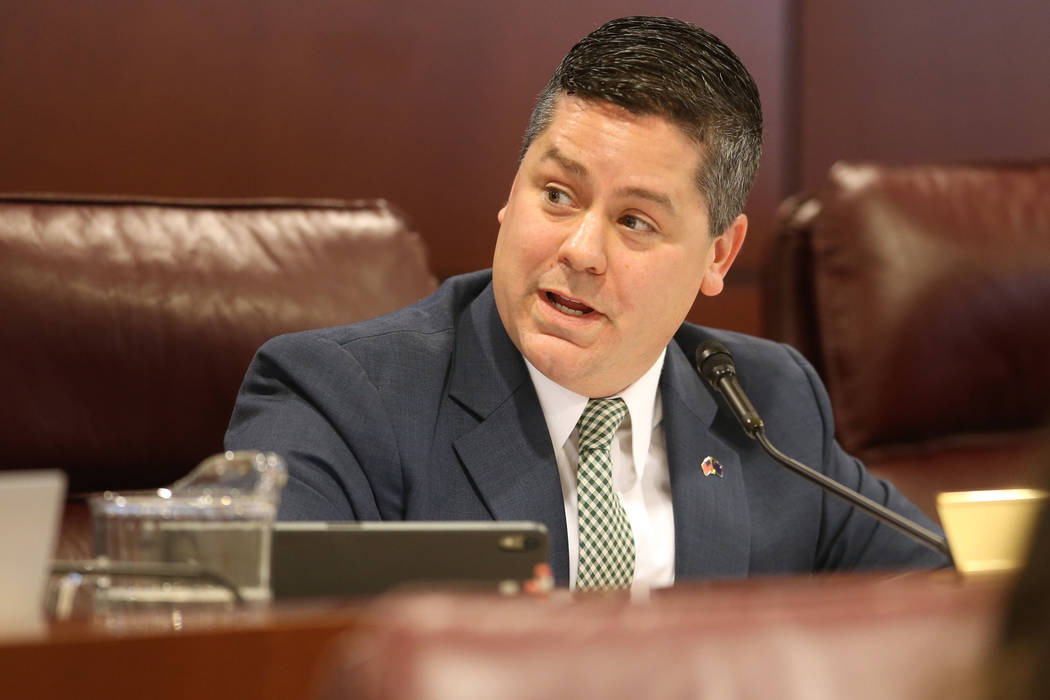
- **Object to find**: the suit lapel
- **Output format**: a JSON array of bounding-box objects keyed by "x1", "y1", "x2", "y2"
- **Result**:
[
  {"x1": 442, "y1": 283, "x2": 751, "y2": 584},
  {"x1": 448, "y1": 284, "x2": 570, "y2": 582},
  {"x1": 662, "y1": 342, "x2": 751, "y2": 579}
]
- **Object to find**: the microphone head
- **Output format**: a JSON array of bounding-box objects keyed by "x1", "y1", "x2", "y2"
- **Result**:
[{"x1": 695, "y1": 340, "x2": 735, "y2": 386}]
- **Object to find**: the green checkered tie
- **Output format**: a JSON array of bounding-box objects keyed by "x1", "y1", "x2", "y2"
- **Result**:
[{"x1": 576, "y1": 398, "x2": 635, "y2": 590}]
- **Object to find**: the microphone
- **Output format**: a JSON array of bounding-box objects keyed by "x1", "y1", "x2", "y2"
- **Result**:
[{"x1": 695, "y1": 340, "x2": 952, "y2": 560}]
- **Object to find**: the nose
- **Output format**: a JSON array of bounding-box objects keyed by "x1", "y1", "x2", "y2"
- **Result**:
[{"x1": 558, "y1": 212, "x2": 607, "y2": 274}]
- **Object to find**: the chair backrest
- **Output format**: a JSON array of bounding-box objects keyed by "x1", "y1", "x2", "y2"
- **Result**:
[
  {"x1": 762, "y1": 162, "x2": 1050, "y2": 459},
  {"x1": 0, "y1": 195, "x2": 437, "y2": 493},
  {"x1": 316, "y1": 581, "x2": 996, "y2": 699}
]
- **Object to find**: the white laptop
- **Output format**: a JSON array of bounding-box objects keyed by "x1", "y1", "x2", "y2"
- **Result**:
[{"x1": 0, "y1": 470, "x2": 66, "y2": 635}]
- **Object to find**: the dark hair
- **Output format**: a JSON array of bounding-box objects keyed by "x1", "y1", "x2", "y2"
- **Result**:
[{"x1": 521, "y1": 16, "x2": 763, "y2": 238}]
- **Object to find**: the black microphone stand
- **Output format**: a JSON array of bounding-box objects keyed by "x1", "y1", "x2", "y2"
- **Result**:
[
  {"x1": 696, "y1": 341, "x2": 952, "y2": 561},
  {"x1": 753, "y1": 429, "x2": 951, "y2": 558}
]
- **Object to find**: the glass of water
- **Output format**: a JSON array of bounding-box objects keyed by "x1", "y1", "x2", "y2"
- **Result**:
[{"x1": 85, "y1": 450, "x2": 287, "y2": 616}]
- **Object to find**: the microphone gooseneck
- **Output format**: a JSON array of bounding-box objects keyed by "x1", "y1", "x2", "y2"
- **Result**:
[{"x1": 694, "y1": 340, "x2": 952, "y2": 560}]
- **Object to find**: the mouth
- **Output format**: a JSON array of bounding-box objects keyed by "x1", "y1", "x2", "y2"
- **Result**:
[{"x1": 544, "y1": 290, "x2": 595, "y2": 317}]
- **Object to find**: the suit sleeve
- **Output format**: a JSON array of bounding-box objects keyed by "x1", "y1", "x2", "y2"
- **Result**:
[
  {"x1": 780, "y1": 344, "x2": 951, "y2": 571},
  {"x1": 224, "y1": 332, "x2": 403, "y2": 522}
]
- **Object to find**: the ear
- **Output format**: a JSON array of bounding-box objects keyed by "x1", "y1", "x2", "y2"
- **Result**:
[
  {"x1": 497, "y1": 204, "x2": 507, "y2": 224},
  {"x1": 699, "y1": 213, "x2": 748, "y2": 297}
]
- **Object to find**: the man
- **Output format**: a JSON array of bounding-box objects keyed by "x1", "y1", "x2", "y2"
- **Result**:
[{"x1": 226, "y1": 16, "x2": 948, "y2": 589}]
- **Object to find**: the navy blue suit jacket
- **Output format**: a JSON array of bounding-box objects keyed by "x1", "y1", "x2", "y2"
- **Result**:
[{"x1": 226, "y1": 270, "x2": 948, "y2": 584}]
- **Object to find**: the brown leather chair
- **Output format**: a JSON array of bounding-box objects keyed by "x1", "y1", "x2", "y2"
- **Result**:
[
  {"x1": 317, "y1": 577, "x2": 1000, "y2": 700},
  {"x1": 762, "y1": 162, "x2": 1050, "y2": 519},
  {"x1": 0, "y1": 194, "x2": 437, "y2": 555}
]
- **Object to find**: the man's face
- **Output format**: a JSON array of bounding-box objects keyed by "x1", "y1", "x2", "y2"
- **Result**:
[{"x1": 492, "y1": 95, "x2": 746, "y2": 397}]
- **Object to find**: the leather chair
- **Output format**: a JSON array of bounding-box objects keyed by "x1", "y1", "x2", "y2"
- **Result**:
[
  {"x1": 316, "y1": 578, "x2": 999, "y2": 699},
  {"x1": 761, "y1": 162, "x2": 1050, "y2": 519},
  {"x1": 0, "y1": 194, "x2": 437, "y2": 555}
]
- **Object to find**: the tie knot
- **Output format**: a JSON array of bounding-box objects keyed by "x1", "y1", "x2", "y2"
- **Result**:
[{"x1": 577, "y1": 398, "x2": 628, "y2": 452}]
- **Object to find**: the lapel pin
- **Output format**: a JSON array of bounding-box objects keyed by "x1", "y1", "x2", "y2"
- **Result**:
[{"x1": 701, "y1": 456, "x2": 724, "y2": 478}]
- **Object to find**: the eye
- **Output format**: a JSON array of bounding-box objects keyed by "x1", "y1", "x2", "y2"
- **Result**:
[
  {"x1": 620, "y1": 214, "x2": 657, "y2": 233},
  {"x1": 544, "y1": 186, "x2": 574, "y2": 207}
]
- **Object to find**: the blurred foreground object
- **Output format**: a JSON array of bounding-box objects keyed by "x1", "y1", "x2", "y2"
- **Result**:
[
  {"x1": 319, "y1": 575, "x2": 1000, "y2": 700},
  {"x1": 987, "y1": 445, "x2": 1050, "y2": 699},
  {"x1": 0, "y1": 470, "x2": 65, "y2": 636}
]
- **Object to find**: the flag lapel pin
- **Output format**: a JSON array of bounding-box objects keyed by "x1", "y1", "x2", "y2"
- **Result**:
[{"x1": 701, "y1": 456, "x2": 724, "y2": 478}]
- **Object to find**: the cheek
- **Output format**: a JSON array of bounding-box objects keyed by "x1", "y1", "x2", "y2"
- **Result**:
[
  {"x1": 628, "y1": 255, "x2": 704, "y2": 320},
  {"x1": 494, "y1": 221, "x2": 544, "y2": 295},
  {"x1": 504, "y1": 213, "x2": 561, "y2": 265}
]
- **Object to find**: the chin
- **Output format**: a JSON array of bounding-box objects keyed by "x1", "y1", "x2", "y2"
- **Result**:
[{"x1": 520, "y1": 333, "x2": 594, "y2": 389}]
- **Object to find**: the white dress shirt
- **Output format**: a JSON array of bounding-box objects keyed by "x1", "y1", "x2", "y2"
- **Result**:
[{"x1": 525, "y1": 352, "x2": 676, "y2": 592}]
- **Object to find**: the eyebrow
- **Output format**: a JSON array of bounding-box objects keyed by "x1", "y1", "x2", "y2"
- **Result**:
[
  {"x1": 539, "y1": 147, "x2": 676, "y2": 214},
  {"x1": 540, "y1": 147, "x2": 587, "y2": 176},
  {"x1": 617, "y1": 186, "x2": 675, "y2": 214}
]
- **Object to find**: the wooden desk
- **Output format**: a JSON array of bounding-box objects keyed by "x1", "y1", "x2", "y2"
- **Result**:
[
  {"x1": 0, "y1": 600, "x2": 366, "y2": 700},
  {"x1": 0, "y1": 572, "x2": 1008, "y2": 700}
]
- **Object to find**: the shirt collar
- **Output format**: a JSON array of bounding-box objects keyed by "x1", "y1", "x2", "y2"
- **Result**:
[{"x1": 525, "y1": 349, "x2": 666, "y2": 476}]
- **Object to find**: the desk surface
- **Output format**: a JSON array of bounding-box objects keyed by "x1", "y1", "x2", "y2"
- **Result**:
[{"x1": 0, "y1": 571, "x2": 1008, "y2": 700}]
